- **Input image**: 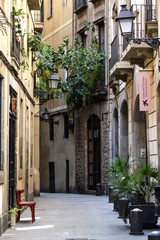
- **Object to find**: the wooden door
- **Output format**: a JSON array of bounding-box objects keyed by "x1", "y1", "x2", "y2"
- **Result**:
[
  {"x1": 88, "y1": 115, "x2": 101, "y2": 190},
  {"x1": 9, "y1": 114, "x2": 16, "y2": 208}
]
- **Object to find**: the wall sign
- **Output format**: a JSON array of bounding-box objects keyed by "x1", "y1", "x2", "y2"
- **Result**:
[{"x1": 139, "y1": 72, "x2": 151, "y2": 111}]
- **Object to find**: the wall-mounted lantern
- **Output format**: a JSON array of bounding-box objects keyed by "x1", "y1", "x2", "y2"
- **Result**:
[
  {"x1": 41, "y1": 108, "x2": 59, "y2": 125},
  {"x1": 47, "y1": 72, "x2": 60, "y2": 89}
]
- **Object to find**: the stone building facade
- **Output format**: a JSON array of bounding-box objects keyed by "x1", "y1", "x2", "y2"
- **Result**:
[
  {"x1": 109, "y1": 0, "x2": 160, "y2": 169},
  {"x1": 39, "y1": 0, "x2": 110, "y2": 194},
  {"x1": 0, "y1": 0, "x2": 40, "y2": 235},
  {"x1": 39, "y1": 0, "x2": 75, "y2": 193}
]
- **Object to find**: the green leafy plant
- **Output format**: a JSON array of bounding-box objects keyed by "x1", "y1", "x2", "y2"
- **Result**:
[
  {"x1": 107, "y1": 156, "x2": 160, "y2": 204},
  {"x1": 8, "y1": 206, "x2": 21, "y2": 215},
  {"x1": 26, "y1": 25, "x2": 105, "y2": 116}
]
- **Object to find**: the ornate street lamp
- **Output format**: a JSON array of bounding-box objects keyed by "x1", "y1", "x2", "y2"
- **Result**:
[
  {"x1": 47, "y1": 72, "x2": 60, "y2": 89},
  {"x1": 116, "y1": 4, "x2": 160, "y2": 48},
  {"x1": 116, "y1": 4, "x2": 135, "y2": 37}
]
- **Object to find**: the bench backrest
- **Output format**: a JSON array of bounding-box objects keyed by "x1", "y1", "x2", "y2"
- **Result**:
[{"x1": 16, "y1": 189, "x2": 24, "y2": 204}]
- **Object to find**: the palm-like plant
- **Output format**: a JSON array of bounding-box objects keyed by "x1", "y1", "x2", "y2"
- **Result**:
[{"x1": 107, "y1": 156, "x2": 160, "y2": 203}]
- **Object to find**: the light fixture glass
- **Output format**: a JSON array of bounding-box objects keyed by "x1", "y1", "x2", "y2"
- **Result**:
[
  {"x1": 116, "y1": 4, "x2": 135, "y2": 36},
  {"x1": 42, "y1": 108, "x2": 50, "y2": 120},
  {"x1": 47, "y1": 72, "x2": 60, "y2": 89}
]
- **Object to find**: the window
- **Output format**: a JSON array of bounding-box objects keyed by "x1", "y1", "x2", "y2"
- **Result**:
[
  {"x1": 98, "y1": 22, "x2": 104, "y2": 50},
  {"x1": 80, "y1": 31, "x2": 87, "y2": 48},
  {"x1": 49, "y1": 118, "x2": 54, "y2": 141},
  {"x1": 64, "y1": 114, "x2": 69, "y2": 138},
  {"x1": 48, "y1": 0, "x2": 53, "y2": 18}
]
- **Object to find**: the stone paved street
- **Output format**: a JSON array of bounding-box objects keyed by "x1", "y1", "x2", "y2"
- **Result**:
[{"x1": 1, "y1": 193, "x2": 160, "y2": 240}]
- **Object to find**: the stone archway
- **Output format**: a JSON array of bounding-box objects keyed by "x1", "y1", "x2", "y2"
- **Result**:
[
  {"x1": 133, "y1": 95, "x2": 147, "y2": 168},
  {"x1": 112, "y1": 108, "x2": 118, "y2": 159},
  {"x1": 120, "y1": 100, "x2": 128, "y2": 159}
]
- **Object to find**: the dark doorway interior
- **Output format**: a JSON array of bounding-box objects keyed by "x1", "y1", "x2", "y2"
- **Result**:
[
  {"x1": 9, "y1": 87, "x2": 17, "y2": 208},
  {"x1": 87, "y1": 114, "x2": 101, "y2": 190},
  {"x1": 66, "y1": 160, "x2": 69, "y2": 193},
  {"x1": 49, "y1": 162, "x2": 55, "y2": 193}
]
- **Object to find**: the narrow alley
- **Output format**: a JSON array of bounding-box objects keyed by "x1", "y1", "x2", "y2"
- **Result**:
[{"x1": 1, "y1": 193, "x2": 158, "y2": 240}]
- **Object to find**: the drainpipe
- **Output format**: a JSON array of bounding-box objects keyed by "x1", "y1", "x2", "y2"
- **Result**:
[
  {"x1": 104, "y1": 0, "x2": 109, "y2": 87},
  {"x1": 104, "y1": 0, "x2": 111, "y2": 161}
]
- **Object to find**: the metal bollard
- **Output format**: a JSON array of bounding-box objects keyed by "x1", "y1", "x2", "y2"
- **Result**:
[
  {"x1": 96, "y1": 183, "x2": 102, "y2": 196},
  {"x1": 129, "y1": 208, "x2": 144, "y2": 235},
  {"x1": 118, "y1": 198, "x2": 129, "y2": 218},
  {"x1": 108, "y1": 186, "x2": 114, "y2": 203},
  {"x1": 148, "y1": 231, "x2": 160, "y2": 240},
  {"x1": 154, "y1": 186, "x2": 160, "y2": 216}
]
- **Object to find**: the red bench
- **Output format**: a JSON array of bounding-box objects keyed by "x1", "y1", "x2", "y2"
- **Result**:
[{"x1": 16, "y1": 189, "x2": 36, "y2": 223}]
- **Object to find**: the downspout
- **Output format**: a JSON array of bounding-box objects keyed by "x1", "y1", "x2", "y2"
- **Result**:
[{"x1": 104, "y1": 0, "x2": 109, "y2": 87}]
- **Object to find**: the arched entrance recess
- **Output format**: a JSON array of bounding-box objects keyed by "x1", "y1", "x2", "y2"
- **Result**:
[
  {"x1": 112, "y1": 108, "x2": 118, "y2": 159},
  {"x1": 133, "y1": 96, "x2": 147, "y2": 167},
  {"x1": 120, "y1": 100, "x2": 128, "y2": 159},
  {"x1": 87, "y1": 114, "x2": 101, "y2": 190}
]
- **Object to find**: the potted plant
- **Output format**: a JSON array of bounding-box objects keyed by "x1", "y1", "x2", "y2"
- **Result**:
[
  {"x1": 127, "y1": 163, "x2": 160, "y2": 229},
  {"x1": 8, "y1": 207, "x2": 21, "y2": 228},
  {"x1": 106, "y1": 156, "x2": 131, "y2": 220},
  {"x1": 107, "y1": 157, "x2": 160, "y2": 228}
]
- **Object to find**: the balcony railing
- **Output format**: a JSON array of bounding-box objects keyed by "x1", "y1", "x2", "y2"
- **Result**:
[
  {"x1": 33, "y1": 10, "x2": 44, "y2": 22},
  {"x1": 74, "y1": 0, "x2": 87, "y2": 14},
  {"x1": 110, "y1": 35, "x2": 120, "y2": 71},
  {"x1": 11, "y1": 14, "x2": 20, "y2": 63},
  {"x1": 131, "y1": 4, "x2": 157, "y2": 39}
]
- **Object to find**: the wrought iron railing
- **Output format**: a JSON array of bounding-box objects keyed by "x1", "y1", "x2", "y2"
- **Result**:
[
  {"x1": 11, "y1": 13, "x2": 20, "y2": 63},
  {"x1": 33, "y1": 10, "x2": 44, "y2": 23},
  {"x1": 110, "y1": 35, "x2": 120, "y2": 71},
  {"x1": 109, "y1": 59, "x2": 114, "y2": 83},
  {"x1": 74, "y1": 0, "x2": 87, "y2": 13},
  {"x1": 131, "y1": 4, "x2": 157, "y2": 39}
]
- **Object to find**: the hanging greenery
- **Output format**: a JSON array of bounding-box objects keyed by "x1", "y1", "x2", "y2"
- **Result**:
[{"x1": 18, "y1": 23, "x2": 105, "y2": 112}]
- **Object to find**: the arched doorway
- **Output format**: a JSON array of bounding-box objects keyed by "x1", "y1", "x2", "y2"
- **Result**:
[
  {"x1": 133, "y1": 96, "x2": 147, "y2": 167},
  {"x1": 87, "y1": 114, "x2": 101, "y2": 190},
  {"x1": 120, "y1": 101, "x2": 128, "y2": 159},
  {"x1": 112, "y1": 108, "x2": 118, "y2": 159}
]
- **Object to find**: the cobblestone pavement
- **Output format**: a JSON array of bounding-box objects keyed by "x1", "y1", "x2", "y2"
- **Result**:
[{"x1": 1, "y1": 193, "x2": 160, "y2": 240}]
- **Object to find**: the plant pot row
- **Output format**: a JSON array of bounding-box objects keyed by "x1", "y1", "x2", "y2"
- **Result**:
[{"x1": 109, "y1": 188, "x2": 159, "y2": 229}]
